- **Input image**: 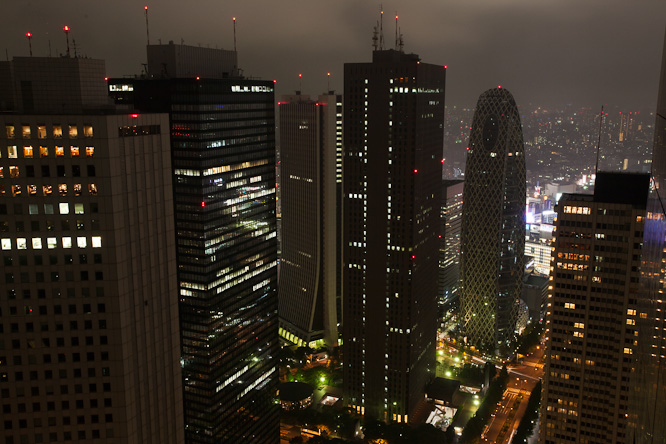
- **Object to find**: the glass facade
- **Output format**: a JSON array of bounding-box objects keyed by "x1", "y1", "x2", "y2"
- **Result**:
[
  {"x1": 628, "y1": 30, "x2": 666, "y2": 444},
  {"x1": 460, "y1": 87, "x2": 526, "y2": 356},
  {"x1": 122, "y1": 79, "x2": 279, "y2": 443}
]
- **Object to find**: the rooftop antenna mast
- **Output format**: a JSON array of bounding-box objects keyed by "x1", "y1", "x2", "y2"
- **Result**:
[
  {"x1": 379, "y1": 6, "x2": 384, "y2": 50},
  {"x1": 327, "y1": 72, "x2": 331, "y2": 92},
  {"x1": 298, "y1": 73, "x2": 302, "y2": 94},
  {"x1": 63, "y1": 26, "x2": 71, "y2": 57},
  {"x1": 233, "y1": 17, "x2": 237, "y2": 53},
  {"x1": 394, "y1": 13, "x2": 398, "y2": 50},
  {"x1": 594, "y1": 105, "x2": 604, "y2": 177},
  {"x1": 26, "y1": 33, "x2": 33, "y2": 57},
  {"x1": 144, "y1": 6, "x2": 150, "y2": 46},
  {"x1": 399, "y1": 28, "x2": 404, "y2": 52},
  {"x1": 372, "y1": 22, "x2": 379, "y2": 50}
]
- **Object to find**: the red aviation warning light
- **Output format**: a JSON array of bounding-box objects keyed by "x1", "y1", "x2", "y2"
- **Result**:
[
  {"x1": 144, "y1": 5, "x2": 148, "y2": 10},
  {"x1": 26, "y1": 32, "x2": 32, "y2": 37},
  {"x1": 63, "y1": 26, "x2": 70, "y2": 32},
  {"x1": 233, "y1": 16, "x2": 236, "y2": 21},
  {"x1": 414, "y1": 169, "x2": 418, "y2": 173},
  {"x1": 201, "y1": 202, "x2": 205, "y2": 207}
]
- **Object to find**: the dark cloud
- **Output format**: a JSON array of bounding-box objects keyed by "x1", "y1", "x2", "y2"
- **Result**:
[{"x1": 2, "y1": 0, "x2": 664, "y2": 107}]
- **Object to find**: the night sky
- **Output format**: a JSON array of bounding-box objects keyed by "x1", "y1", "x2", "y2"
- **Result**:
[{"x1": 3, "y1": 0, "x2": 665, "y2": 108}]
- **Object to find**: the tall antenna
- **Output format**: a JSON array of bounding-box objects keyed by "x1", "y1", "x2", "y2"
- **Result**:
[
  {"x1": 379, "y1": 6, "x2": 384, "y2": 50},
  {"x1": 372, "y1": 22, "x2": 379, "y2": 50},
  {"x1": 144, "y1": 6, "x2": 150, "y2": 46},
  {"x1": 233, "y1": 17, "x2": 237, "y2": 53},
  {"x1": 399, "y1": 28, "x2": 404, "y2": 52},
  {"x1": 26, "y1": 33, "x2": 33, "y2": 57},
  {"x1": 298, "y1": 73, "x2": 302, "y2": 93},
  {"x1": 63, "y1": 26, "x2": 71, "y2": 57},
  {"x1": 594, "y1": 105, "x2": 605, "y2": 177},
  {"x1": 394, "y1": 13, "x2": 398, "y2": 50},
  {"x1": 327, "y1": 72, "x2": 331, "y2": 92}
]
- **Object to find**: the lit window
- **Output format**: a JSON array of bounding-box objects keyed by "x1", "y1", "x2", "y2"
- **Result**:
[
  {"x1": 92, "y1": 237, "x2": 102, "y2": 248},
  {"x1": 627, "y1": 309, "x2": 636, "y2": 316},
  {"x1": 40, "y1": 146, "x2": 48, "y2": 157},
  {"x1": 9, "y1": 166, "x2": 19, "y2": 178},
  {"x1": 62, "y1": 237, "x2": 72, "y2": 249},
  {"x1": 23, "y1": 146, "x2": 33, "y2": 158},
  {"x1": 29, "y1": 204, "x2": 38, "y2": 215},
  {"x1": 22, "y1": 126, "x2": 30, "y2": 138},
  {"x1": 6, "y1": 125, "x2": 15, "y2": 139},
  {"x1": 44, "y1": 204, "x2": 54, "y2": 214},
  {"x1": 53, "y1": 125, "x2": 62, "y2": 138},
  {"x1": 28, "y1": 185, "x2": 37, "y2": 195},
  {"x1": 83, "y1": 125, "x2": 93, "y2": 138},
  {"x1": 58, "y1": 184, "x2": 67, "y2": 196},
  {"x1": 74, "y1": 204, "x2": 84, "y2": 215},
  {"x1": 626, "y1": 319, "x2": 636, "y2": 325},
  {"x1": 85, "y1": 146, "x2": 94, "y2": 157},
  {"x1": 47, "y1": 238, "x2": 57, "y2": 249},
  {"x1": 1, "y1": 239, "x2": 10, "y2": 250},
  {"x1": 59, "y1": 203, "x2": 70, "y2": 215},
  {"x1": 77, "y1": 237, "x2": 87, "y2": 248},
  {"x1": 55, "y1": 146, "x2": 64, "y2": 157},
  {"x1": 71, "y1": 146, "x2": 79, "y2": 157},
  {"x1": 37, "y1": 126, "x2": 47, "y2": 139},
  {"x1": 74, "y1": 184, "x2": 82, "y2": 196},
  {"x1": 88, "y1": 184, "x2": 97, "y2": 195},
  {"x1": 12, "y1": 185, "x2": 22, "y2": 196},
  {"x1": 624, "y1": 348, "x2": 633, "y2": 355},
  {"x1": 69, "y1": 125, "x2": 77, "y2": 138},
  {"x1": 0, "y1": 166, "x2": 3, "y2": 177},
  {"x1": 8, "y1": 146, "x2": 17, "y2": 158},
  {"x1": 17, "y1": 238, "x2": 27, "y2": 250},
  {"x1": 32, "y1": 238, "x2": 43, "y2": 250},
  {"x1": 42, "y1": 185, "x2": 53, "y2": 196}
]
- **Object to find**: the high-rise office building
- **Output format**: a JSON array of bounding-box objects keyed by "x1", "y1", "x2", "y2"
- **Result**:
[
  {"x1": 0, "y1": 56, "x2": 184, "y2": 443},
  {"x1": 628, "y1": 29, "x2": 666, "y2": 444},
  {"x1": 343, "y1": 49, "x2": 445, "y2": 422},
  {"x1": 459, "y1": 87, "x2": 526, "y2": 356},
  {"x1": 440, "y1": 179, "x2": 464, "y2": 308},
  {"x1": 109, "y1": 43, "x2": 279, "y2": 444},
  {"x1": 539, "y1": 172, "x2": 649, "y2": 444},
  {"x1": 277, "y1": 93, "x2": 342, "y2": 349}
]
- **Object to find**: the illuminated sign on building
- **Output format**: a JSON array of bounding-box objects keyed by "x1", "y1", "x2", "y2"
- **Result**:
[{"x1": 231, "y1": 85, "x2": 274, "y2": 93}]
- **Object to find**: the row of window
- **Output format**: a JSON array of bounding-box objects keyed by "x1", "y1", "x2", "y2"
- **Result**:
[
  {"x1": 5, "y1": 124, "x2": 93, "y2": 140},
  {"x1": 4, "y1": 145, "x2": 94, "y2": 159},
  {"x1": 1, "y1": 237, "x2": 102, "y2": 250},
  {"x1": 0, "y1": 165, "x2": 96, "y2": 178},
  {"x1": 1, "y1": 219, "x2": 97, "y2": 232},
  {"x1": 2, "y1": 184, "x2": 97, "y2": 197},
  {"x1": 5, "y1": 270, "x2": 104, "y2": 284}
]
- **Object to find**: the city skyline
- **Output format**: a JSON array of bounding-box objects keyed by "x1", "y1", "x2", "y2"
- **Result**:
[{"x1": 2, "y1": 1, "x2": 664, "y2": 108}]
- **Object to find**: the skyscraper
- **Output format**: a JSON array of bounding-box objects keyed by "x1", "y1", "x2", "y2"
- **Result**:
[
  {"x1": 0, "y1": 56, "x2": 184, "y2": 443},
  {"x1": 277, "y1": 93, "x2": 342, "y2": 349},
  {"x1": 440, "y1": 179, "x2": 464, "y2": 309},
  {"x1": 109, "y1": 43, "x2": 279, "y2": 444},
  {"x1": 343, "y1": 49, "x2": 445, "y2": 422},
  {"x1": 539, "y1": 172, "x2": 649, "y2": 444},
  {"x1": 628, "y1": 29, "x2": 666, "y2": 444},
  {"x1": 459, "y1": 87, "x2": 526, "y2": 356}
]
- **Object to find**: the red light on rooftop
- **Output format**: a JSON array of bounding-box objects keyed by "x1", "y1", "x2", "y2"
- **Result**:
[
  {"x1": 417, "y1": 61, "x2": 420, "y2": 64},
  {"x1": 104, "y1": 77, "x2": 108, "y2": 81},
  {"x1": 381, "y1": 10, "x2": 384, "y2": 14},
  {"x1": 233, "y1": 17, "x2": 236, "y2": 21},
  {"x1": 201, "y1": 202, "x2": 205, "y2": 207},
  {"x1": 411, "y1": 255, "x2": 415, "y2": 259},
  {"x1": 196, "y1": 76, "x2": 200, "y2": 80},
  {"x1": 395, "y1": 15, "x2": 398, "y2": 19},
  {"x1": 299, "y1": 73, "x2": 302, "y2": 78},
  {"x1": 273, "y1": 79, "x2": 277, "y2": 83},
  {"x1": 130, "y1": 114, "x2": 139, "y2": 118},
  {"x1": 63, "y1": 26, "x2": 70, "y2": 32},
  {"x1": 26, "y1": 32, "x2": 32, "y2": 37},
  {"x1": 441, "y1": 159, "x2": 444, "y2": 163},
  {"x1": 438, "y1": 235, "x2": 442, "y2": 238},
  {"x1": 144, "y1": 5, "x2": 148, "y2": 10},
  {"x1": 444, "y1": 65, "x2": 447, "y2": 69},
  {"x1": 498, "y1": 85, "x2": 502, "y2": 89},
  {"x1": 327, "y1": 72, "x2": 331, "y2": 77},
  {"x1": 414, "y1": 169, "x2": 418, "y2": 173}
]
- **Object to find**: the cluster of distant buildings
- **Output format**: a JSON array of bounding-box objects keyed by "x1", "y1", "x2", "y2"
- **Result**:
[{"x1": 0, "y1": 22, "x2": 665, "y2": 444}]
